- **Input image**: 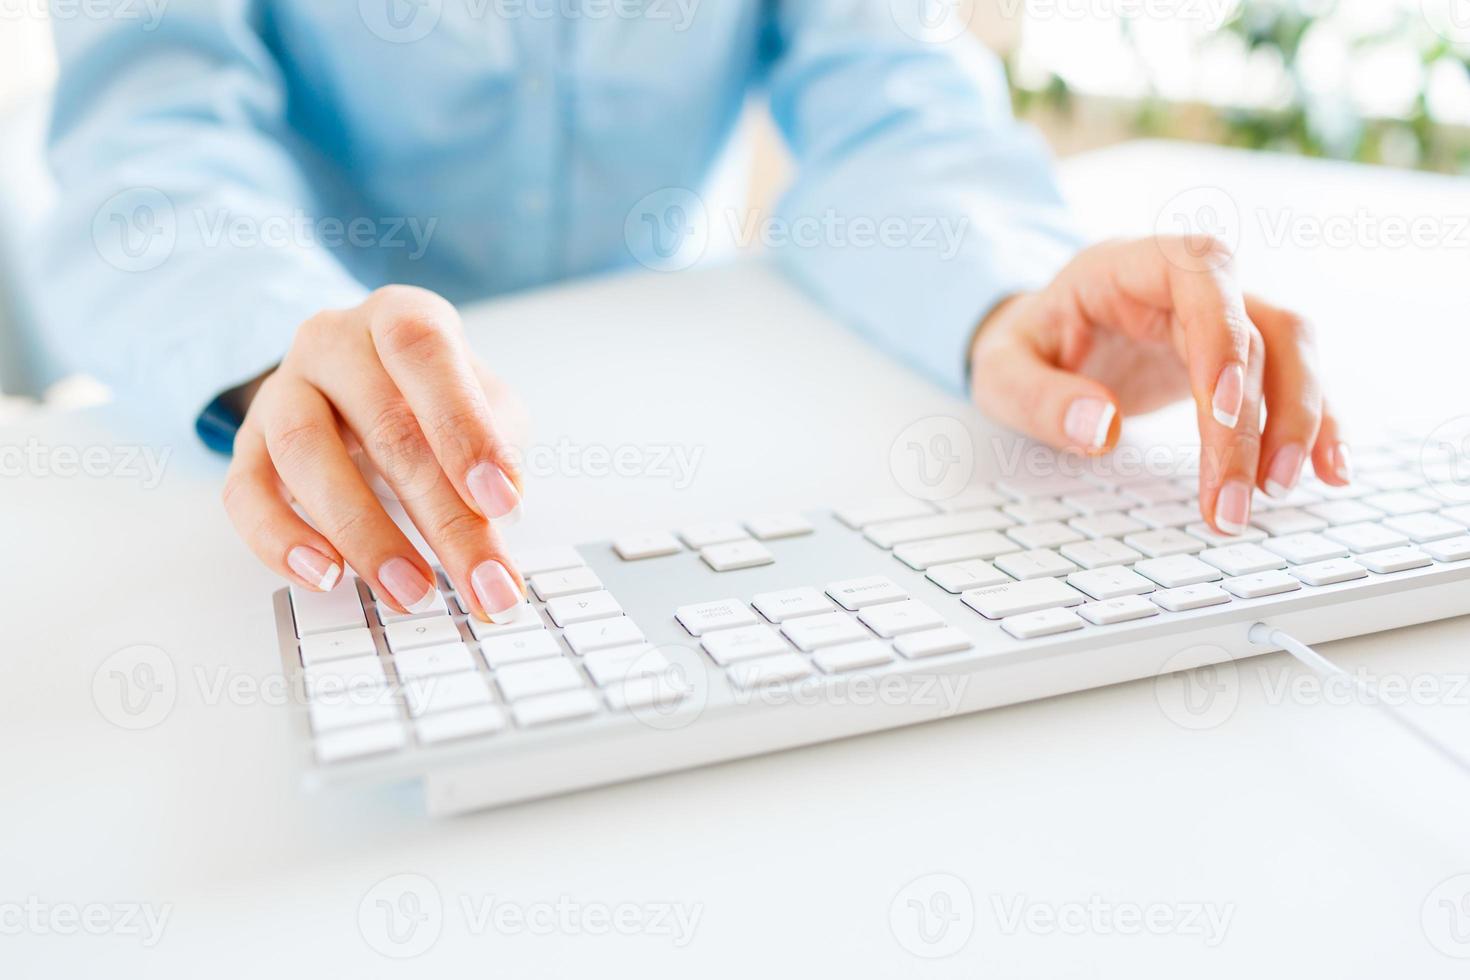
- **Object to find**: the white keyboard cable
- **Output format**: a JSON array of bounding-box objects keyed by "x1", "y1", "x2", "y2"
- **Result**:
[{"x1": 1248, "y1": 622, "x2": 1470, "y2": 781}]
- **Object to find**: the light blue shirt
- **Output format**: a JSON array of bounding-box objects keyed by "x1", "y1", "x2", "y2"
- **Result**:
[{"x1": 36, "y1": 0, "x2": 1080, "y2": 433}]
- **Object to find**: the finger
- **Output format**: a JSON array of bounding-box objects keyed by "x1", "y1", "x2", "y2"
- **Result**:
[
  {"x1": 222, "y1": 424, "x2": 345, "y2": 592},
  {"x1": 1245, "y1": 295, "x2": 1324, "y2": 499},
  {"x1": 308, "y1": 354, "x2": 526, "y2": 621},
  {"x1": 972, "y1": 319, "x2": 1121, "y2": 454},
  {"x1": 363, "y1": 286, "x2": 523, "y2": 522},
  {"x1": 1310, "y1": 401, "x2": 1353, "y2": 486},
  {"x1": 258, "y1": 376, "x2": 439, "y2": 615},
  {"x1": 1078, "y1": 239, "x2": 1263, "y2": 533}
]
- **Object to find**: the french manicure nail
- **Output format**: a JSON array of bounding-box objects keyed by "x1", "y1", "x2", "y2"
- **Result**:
[
  {"x1": 288, "y1": 546, "x2": 341, "y2": 591},
  {"x1": 378, "y1": 557, "x2": 437, "y2": 613},
  {"x1": 1214, "y1": 480, "x2": 1252, "y2": 535},
  {"x1": 1063, "y1": 397, "x2": 1116, "y2": 452},
  {"x1": 1211, "y1": 363, "x2": 1245, "y2": 429},
  {"x1": 1331, "y1": 442, "x2": 1354, "y2": 482},
  {"x1": 467, "y1": 461, "x2": 522, "y2": 522},
  {"x1": 471, "y1": 559, "x2": 521, "y2": 620},
  {"x1": 1263, "y1": 444, "x2": 1305, "y2": 499}
]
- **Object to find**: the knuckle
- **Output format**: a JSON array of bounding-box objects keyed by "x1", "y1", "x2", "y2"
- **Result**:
[
  {"x1": 428, "y1": 508, "x2": 488, "y2": 549},
  {"x1": 269, "y1": 418, "x2": 330, "y2": 471},
  {"x1": 323, "y1": 505, "x2": 376, "y2": 547},
  {"x1": 374, "y1": 312, "x2": 444, "y2": 361},
  {"x1": 427, "y1": 404, "x2": 494, "y2": 461},
  {"x1": 367, "y1": 403, "x2": 427, "y2": 462}
]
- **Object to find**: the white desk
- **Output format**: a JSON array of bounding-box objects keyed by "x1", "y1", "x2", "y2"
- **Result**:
[{"x1": 6, "y1": 142, "x2": 1470, "y2": 977}]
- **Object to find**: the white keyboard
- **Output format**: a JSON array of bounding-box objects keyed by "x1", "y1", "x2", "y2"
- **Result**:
[{"x1": 274, "y1": 430, "x2": 1470, "y2": 814}]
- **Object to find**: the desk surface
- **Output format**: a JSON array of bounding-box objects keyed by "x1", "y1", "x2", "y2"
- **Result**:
[{"x1": 6, "y1": 141, "x2": 1470, "y2": 978}]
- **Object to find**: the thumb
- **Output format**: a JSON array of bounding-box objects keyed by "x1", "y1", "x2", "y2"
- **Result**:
[{"x1": 972, "y1": 338, "x2": 1121, "y2": 454}]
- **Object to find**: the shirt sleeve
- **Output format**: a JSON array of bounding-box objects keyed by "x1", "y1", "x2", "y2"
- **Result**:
[
  {"x1": 35, "y1": 3, "x2": 369, "y2": 434},
  {"x1": 763, "y1": 1, "x2": 1084, "y2": 395}
]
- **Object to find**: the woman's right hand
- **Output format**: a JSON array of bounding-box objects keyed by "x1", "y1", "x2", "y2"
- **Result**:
[{"x1": 221, "y1": 285, "x2": 527, "y2": 621}]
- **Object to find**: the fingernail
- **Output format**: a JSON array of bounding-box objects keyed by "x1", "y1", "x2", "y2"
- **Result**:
[
  {"x1": 1063, "y1": 397, "x2": 1116, "y2": 452},
  {"x1": 1211, "y1": 363, "x2": 1244, "y2": 429},
  {"x1": 471, "y1": 560, "x2": 521, "y2": 620},
  {"x1": 378, "y1": 557, "x2": 438, "y2": 613},
  {"x1": 467, "y1": 461, "x2": 522, "y2": 522},
  {"x1": 1263, "y1": 444, "x2": 1305, "y2": 499},
  {"x1": 1330, "y1": 442, "x2": 1354, "y2": 482},
  {"x1": 1214, "y1": 480, "x2": 1252, "y2": 535},
  {"x1": 288, "y1": 546, "x2": 341, "y2": 592}
]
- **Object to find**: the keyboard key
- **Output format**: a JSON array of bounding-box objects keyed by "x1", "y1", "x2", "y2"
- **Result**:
[
  {"x1": 827, "y1": 576, "x2": 907, "y2": 610},
  {"x1": 1357, "y1": 547, "x2": 1433, "y2": 574},
  {"x1": 1001, "y1": 607, "x2": 1085, "y2": 639},
  {"x1": 299, "y1": 627, "x2": 376, "y2": 666},
  {"x1": 1362, "y1": 469, "x2": 1425, "y2": 491},
  {"x1": 893, "y1": 531, "x2": 1018, "y2": 569},
  {"x1": 1251, "y1": 508, "x2": 1327, "y2": 536},
  {"x1": 1004, "y1": 521, "x2": 1085, "y2": 550},
  {"x1": 1383, "y1": 513, "x2": 1464, "y2": 543},
  {"x1": 744, "y1": 513, "x2": 814, "y2": 540},
  {"x1": 1424, "y1": 536, "x2": 1470, "y2": 562},
  {"x1": 1262, "y1": 533, "x2": 1349, "y2": 565},
  {"x1": 612, "y1": 531, "x2": 682, "y2": 560},
  {"x1": 1061, "y1": 490, "x2": 1132, "y2": 514},
  {"x1": 1066, "y1": 566, "x2": 1156, "y2": 600},
  {"x1": 935, "y1": 487, "x2": 1010, "y2": 513},
  {"x1": 1059, "y1": 538, "x2": 1142, "y2": 569},
  {"x1": 1077, "y1": 595, "x2": 1159, "y2": 625},
  {"x1": 561, "y1": 617, "x2": 645, "y2": 654},
  {"x1": 530, "y1": 566, "x2": 603, "y2": 600},
  {"x1": 545, "y1": 590, "x2": 622, "y2": 627},
  {"x1": 512, "y1": 546, "x2": 584, "y2": 576},
  {"x1": 1122, "y1": 480, "x2": 1193, "y2": 505},
  {"x1": 782, "y1": 612, "x2": 870, "y2": 651},
  {"x1": 702, "y1": 624, "x2": 790, "y2": 664},
  {"x1": 1132, "y1": 555, "x2": 1221, "y2": 588},
  {"x1": 1324, "y1": 522, "x2": 1410, "y2": 554},
  {"x1": 511, "y1": 689, "x2": 599, "y2": 727},
  {"x1": 865, "y1": 510, "x2": 1013, "y2": 548},
  {"x1": 1184, "y1": 522, "x2": 1266, "y2": 546},
  {"x1": 857, "y1": 599, "x2": 946, "y2": 638},
  {"x1": 414, "y1": 705, "x2": 507, "y2": 744},
  {"x1": 893, "y1": 626, "x2": 973, "y2": 659},
  {"x1": 479, "y1": 629, "x2": 562, "y2": 668},
  {"x1": 675, "y1": 597, "x2": 759, "y2": 636},
  {"x1": 605, "y1": 673, "x2": 691, "y2": 712},
  {"x1": 813, "y1": 640, "x2": 894, "y2": 673},
  {"x1": 1305, "y1": 499, "x2": 1383, "y2": 526},
  {"x1": 467, "y1": 601, "x2": 543, "y2": 640},
  {"x1": 701, "y1": 539, "x2": 775, "y2": 572},
  {"x1": 1067, "y1": 512, "x2": 1146, "y2": 539},
  {"x1": 752, "y1": 587, "x2": 835, "y2": 622},
  {"x1": 1221, "y1": 570, "x2": 1302, "y2": 599},
  {"x1": 290, "y1": 578, "x2": 366, "y2": 636},
  {"x1": 384, "y1": 615, "x2": 461, "y2": 653},
  {"x1": 1002, "y1": 499, "x2": 1077, "y2": 524},
  {"x1": 1124, "y1": 528, "x2": 1205, "y2": 558},
  {"x1": 304, "y1": 655, "x2": 388, "y2": 699},
  {"x1": 315, "y1": 722, "x2": 405, "y2": 763},
  {"x1": 1199, "y1": 544, "x2": 1287, "y2": 577},
  {"x1": 307, "y1": 695, "x2": 399, "y2": 735},
  {"x1": 963, "y1": 578, "x2": 1086, "y2": 619},
  {"x1": 1289, "y1": 558, "x2": 1369, "y2": 586},
  {"x1": 677, "y1": 522, "x2": 749, "y2": 549},
  {"x1": 727, "y1": 653, "x2": 813, "y2": 689},
  {"x1": 1363, "y1": 491, "x2": 1438, "y2": 517},
  {"x1": 834, "y1": 498, "x2": 934, "y2": 529},
  {"x1": 395, "y1": 641, "x2": 477, "y2": 680},
  {"x1": 582, "y1": 645, "x2": 671, "y2": 686},
  {"x1": 1151, "y1": 583, "x2": 1231, "y2": 611},
  {"x1": 1129, "y1": 503, "x2": 1198, "y2": 529},
  {"x1": 495, "y1": 658, "x2": 584, "y2": 701},
  {"x1": 1443, "y1": 505, "x2": 1470, "y2": 528},
  {"x1": 995, "y1": 474, "x2": 1091, "y2": 500},
  {"x1": 402, "y1": 670, "x2": 493, "y2": 717},
  {"x1": 375, "y1": 590, "x2": 449, "y2": 625},
  {"x1": 925, "y1": 559, "x2": 1012, "y2": 593},
  {"x1": 994, "y1": 548, "x2": 1078, "y2": 581}
]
